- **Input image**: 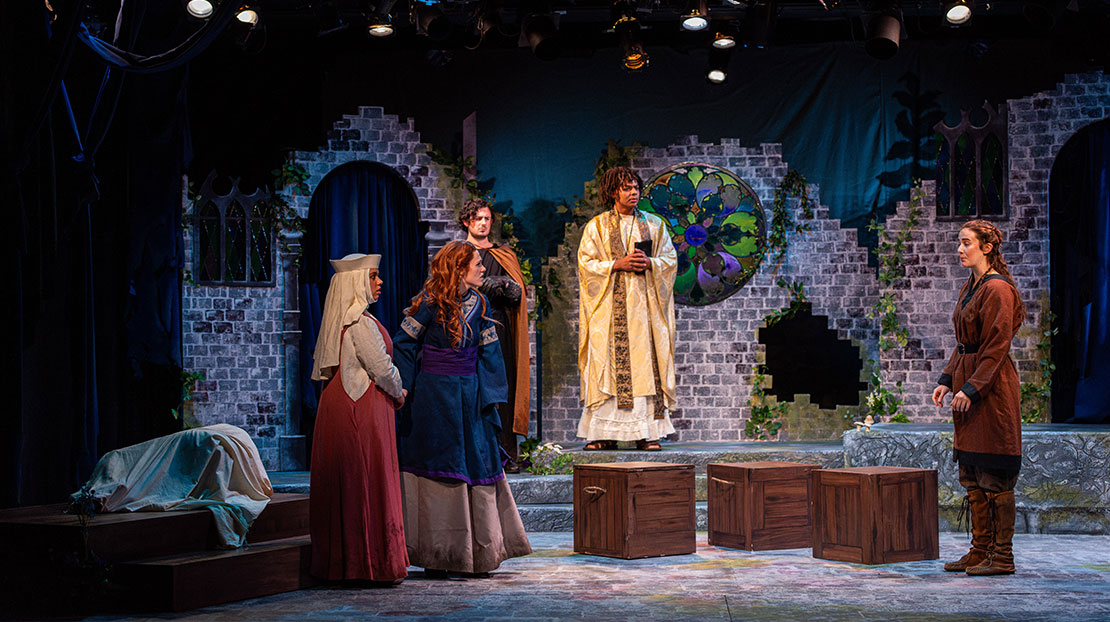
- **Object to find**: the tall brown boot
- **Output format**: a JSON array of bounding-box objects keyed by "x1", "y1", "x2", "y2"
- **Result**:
[
  {"x1": 944, "y1": 488, "x2": 991, "y2": 571},
  {"x1": 967, "y1": 490, "x2": 1017, "y2": 576}
]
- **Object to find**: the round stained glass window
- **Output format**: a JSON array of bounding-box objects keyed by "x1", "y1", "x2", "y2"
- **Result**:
[{"x1": 639, "y1": 162, "x2": 766, "y2": 306}]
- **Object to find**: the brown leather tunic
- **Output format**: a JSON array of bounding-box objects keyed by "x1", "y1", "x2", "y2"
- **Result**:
[{"x1": 938, "y1": 275, "x2": 1024, "y2": 471}]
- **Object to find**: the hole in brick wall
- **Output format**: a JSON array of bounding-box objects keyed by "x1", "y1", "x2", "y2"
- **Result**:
[{"x1": 758, "y1": 303, "x2": 866, "y2": 409}]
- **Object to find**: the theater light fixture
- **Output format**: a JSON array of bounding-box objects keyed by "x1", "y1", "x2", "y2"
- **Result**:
[
  {"x1": 523, "y1": 13, "x2": 560, "y2": 61},
  {"x1": 864, "y1": 4, "x2": 902, "y2": 60},
  {"x1": 712, "y1": 30, "x2": 736, "y2": 49},
  {"x1": 186, "y1": 0, "x2": 214, "y2": 19},
  {"x1": 681, "y1": 0, "x2": 709, "y2": 31},
  {"x1": 706, "y1": 47, "x2": 731, "y2": 83},
  {"x1": 943, "y1": 0, "x2": 971, "y2": 25},
  {"x1": 616, "y1": 14, "x2": 648, "y2": 71},
  {"x1": 368, "y1": 0, "x2": 397, "y2": 37},
  {"x1": 236, "y1": 5, "x2": 259, "y2": 26}
]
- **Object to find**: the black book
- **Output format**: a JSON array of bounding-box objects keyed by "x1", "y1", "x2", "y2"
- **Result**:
[{"x1": 634, "y1": 239, "x2": 653, "y2": 257}]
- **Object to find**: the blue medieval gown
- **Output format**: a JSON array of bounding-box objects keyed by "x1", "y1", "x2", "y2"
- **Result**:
[{"x1": 393, "y1": 289, "x2": 532, "y2": 573}]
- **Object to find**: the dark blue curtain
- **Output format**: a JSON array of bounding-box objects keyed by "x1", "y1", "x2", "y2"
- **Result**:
[
  {"x1": 298, "y1": 161, "x2": 427, "y2": 432},
  {"x1": 1050, "y1": 119, "x2": 1110, "y2": 424}
]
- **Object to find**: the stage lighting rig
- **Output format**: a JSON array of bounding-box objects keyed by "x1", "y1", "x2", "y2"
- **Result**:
[
  {"x1": 415, "y1": 2, "x2": 451, "y2": 40},
  {"x1": 712, "y1": 29, "x2": 737, "y2": 49},
  {"x1": 706, "y1": 47, "x2": 731, "y2": 83},
  {"x1": 740, "y1": 1, "x2": 776, "y2": 49},
  {"x1": 613, "y1": 1, "x2": 649, "y2": 70},
  {"x1": 522, "y1": 13, "x2": 561, "y2": 60},
  {"x1": 236, "y1": 5, "x2": 259, "y2": 26},
  {"x1": 864, "y1": 2, "x2": 902, "y2": 60},
  {"x1": 186, "y1": 0, "x2": 214, "y2": 19},
  {"x1": 681, "y1": 0, "x2": 709, "y2": 31},
  {"x1": 368, "y1": 0, "x2": 397, "y2": 37},
  {"x1": 944, "y1": 0, "x2": 972, "y2": 25}
]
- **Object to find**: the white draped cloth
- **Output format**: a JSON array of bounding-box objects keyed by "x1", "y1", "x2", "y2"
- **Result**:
[{"x1": 75, "y1": 424, "x2": 273, "y2": 548}]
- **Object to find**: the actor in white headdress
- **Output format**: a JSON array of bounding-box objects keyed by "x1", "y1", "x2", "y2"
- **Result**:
[{"x1": 308, "y1": 253, "x2": 409, "y2": 584}]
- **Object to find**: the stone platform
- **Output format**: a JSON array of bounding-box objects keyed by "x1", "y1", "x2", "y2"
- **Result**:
[
  {"x1": 271, "y1": 425, "x2": 1110, "y2": 535},
  {"x1": 845, "y1": 423, "x2": 1110, "y2": 535}
]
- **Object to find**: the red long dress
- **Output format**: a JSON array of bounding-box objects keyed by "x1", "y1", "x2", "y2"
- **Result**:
[{"x1": 310, "y1": 315, "x2": 408, "y2": 581}]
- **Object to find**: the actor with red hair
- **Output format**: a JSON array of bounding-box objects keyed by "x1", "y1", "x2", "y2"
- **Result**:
[{"x1": 393, "y1": 241, "x2": 532, "y2": 578}]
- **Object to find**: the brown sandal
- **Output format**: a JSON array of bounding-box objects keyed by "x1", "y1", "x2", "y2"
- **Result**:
[
  {"x1": 584, "y1": 440, "x2": 618, "y2": 451},
  {"x1": 636, "y1": 439, "x2": 662, "y2": 451}
]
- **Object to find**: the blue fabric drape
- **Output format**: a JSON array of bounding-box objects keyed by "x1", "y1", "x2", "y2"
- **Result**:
[
  {"x1": 299, "y1": 162, "x2": 427, "y2": 415},
  {"x1": 1051, "y1": 119, "x2": 1110, "y2": 424}
]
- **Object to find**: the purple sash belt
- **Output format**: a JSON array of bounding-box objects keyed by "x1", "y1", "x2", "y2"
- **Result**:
[{"x1": 422, "y1": 345, "x2": 478, "y2": 376}]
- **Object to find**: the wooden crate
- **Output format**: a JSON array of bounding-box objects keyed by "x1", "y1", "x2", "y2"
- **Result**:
[
  {"x1": 812, "y1": 466, "x2": 939, "y2": 565},
  {"x1": 573, "y1": 462, "x2": 695, "y2": 559},
  {"x1": 707, "y1": 461, "x2": 821, "y2": 551}
]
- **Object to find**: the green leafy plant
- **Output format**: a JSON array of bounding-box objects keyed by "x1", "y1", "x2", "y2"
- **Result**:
[
  {"x1": 520, "y1": 442, "x2": 574, "y2": 475},
  {"x1": 867, "y1": 179, "x2": 924, "y2": 351},
  {"x1": 864, "y1": 362, "x2": 908, "y2": 422},
  {"x1": 1020, "y1": 309, "x2": 1057, "y2": 423},
  {"x1": 172, "y1": 370, "x2": 206, "y2": 428},
  {"x1": 763, "y1": 279, "x2": 809, "y2": 327},
  {"x1": 746, "y1": 365, "x2": 786, "y2": 440}
]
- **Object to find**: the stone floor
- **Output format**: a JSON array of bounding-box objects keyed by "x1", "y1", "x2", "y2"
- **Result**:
[{"x1": 80, "y1": 532, "x2": 1110, "y2": 622}]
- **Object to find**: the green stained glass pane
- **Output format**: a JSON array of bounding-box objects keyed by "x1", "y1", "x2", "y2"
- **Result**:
[
  {"x1": 640, "y1": 163, "x2": 766, "y2": 305},
  {"x1": 952, "y1": 133, "x2": 975, "y2": 216},
  {"x1": 225, "y1": 202, "x2": 246, "y2": 282},
  {"x1": 980, "y1": 135, "x2": 1004, "y2": 215},
  {"x1": 198, "y1": 202, "x2": 220, "y2": 282},
  {"x1": 935, "y1": 134, "x2": 951, "y2": 218}
]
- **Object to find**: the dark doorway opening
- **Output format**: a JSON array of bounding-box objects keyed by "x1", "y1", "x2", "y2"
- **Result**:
[
  {"x1": 298, "y1": 161, "x2": 429, "y2": 458},
  {"x1": 758, "y1": 303, "x2": 867, "y2": 409},
  {"x1": 1048, "y1": 118, "x2": 1110, "y2": 424}
]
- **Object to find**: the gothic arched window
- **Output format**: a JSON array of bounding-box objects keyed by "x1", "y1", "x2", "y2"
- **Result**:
[
  {"x1": 193, "y1": 173, "x2": 274, "y2": 286},
  {"x1": 934, "y1": 101, "x2": 1008, "y2": 220}
]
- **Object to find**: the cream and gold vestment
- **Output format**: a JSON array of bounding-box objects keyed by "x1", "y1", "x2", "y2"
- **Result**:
[{"x1": 577, "y1": 209, "x2": 678, "y2": 441}]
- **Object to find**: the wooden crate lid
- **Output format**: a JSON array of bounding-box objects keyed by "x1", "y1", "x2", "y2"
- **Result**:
[
  {"x1": 819, "y1": 466, "x2": 935, "y2": 475},
  {"x1": 574, "y1": 461, "x2": 694, "y2": 472},
  {"x1": 708, "y1": 461, "x2": 821, "y2": 470}
]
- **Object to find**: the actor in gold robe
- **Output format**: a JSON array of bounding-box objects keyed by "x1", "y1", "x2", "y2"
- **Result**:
[{"x1": 577, "y1": 167, "x2": 678, "y2": 451}]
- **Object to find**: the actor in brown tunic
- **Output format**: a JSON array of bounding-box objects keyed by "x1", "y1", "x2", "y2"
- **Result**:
[{"x1": 933, "y1": 220, "x2": 1025, "y2": 576}]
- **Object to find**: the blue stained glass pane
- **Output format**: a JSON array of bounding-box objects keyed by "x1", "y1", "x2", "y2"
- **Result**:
[
  {"x1": 250, "y1": 202, "x2": 272, "y2": 282},
  {"x1": 639, "y1": 163, "x2": 766, "y2": 306}
]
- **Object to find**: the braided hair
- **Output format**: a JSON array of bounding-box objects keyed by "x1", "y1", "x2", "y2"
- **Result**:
[{"x1": 961, "y1": 219, "x2": 1026, "y2": 324}]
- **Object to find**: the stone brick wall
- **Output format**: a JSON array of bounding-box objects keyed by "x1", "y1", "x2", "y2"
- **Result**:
[
  {"x1": 183, "y1": 107, "x2": 457, "y2": 470},
  {"x1": 539, "y1": 140, "x2": 882, "y2": 443},
  {"x1": 539, "y1": 71, "x2": 1108, "y2": 441},
  {"x1": 881, "y1": 70, "x2": 1109, "y2": 422}
]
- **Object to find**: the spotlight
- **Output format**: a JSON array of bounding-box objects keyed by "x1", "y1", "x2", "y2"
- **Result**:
[
  {"x1": 616, "y1": 14, "x2": 649, "y2": 71},
  {"x1": 522, "y1": 13, "x2": 560, "y2": 61},
  {"x1": 416, "y1": 4, "x2": 451, "y2": 40},
  {"x1": 710, "y1": 30, "x2": 737, "y2": 48},
  {"x1": 368, "y1": 0, "x2": 397, "y2": 37},
  {"x1": 706, "y1": 47, "x2": 731, "y2": 83},
  {"x1": 864, "y1": 5, "x2": 902, "y2": 60},
  {"x1": 186, "y1": 0, "x2": 214, "y2": 19},
  {"x1": 943, "y1": 0, "x2": 971, "y2": 25},
  {"x1": 236, "y1": 5, "x2": 259, "y2": 26},
  {"x1": 740, "y1": 1, "x2": 776, "y2": 49},
  {"x1": 681, "y1": 0, "x2": 709, "y2": 31},
  {"x1": 1023, "y1": 0, "x2": 1068, "y2": 29}
]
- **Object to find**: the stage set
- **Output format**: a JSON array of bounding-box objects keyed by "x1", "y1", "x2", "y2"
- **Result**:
[{"x1": 4, "y1": 0, "x2": 1110, "y2": 620}]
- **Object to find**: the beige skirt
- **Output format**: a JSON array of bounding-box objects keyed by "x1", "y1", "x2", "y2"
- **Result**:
[{"x1": 400, "y1": 472, "x2": 532, "y2": 573}]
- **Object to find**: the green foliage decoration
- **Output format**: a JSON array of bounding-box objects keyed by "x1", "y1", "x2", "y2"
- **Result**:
[
  {"x1": 171, "y1": 370, "x2": 206, "y2": 429},
  {"x1": 520, "y1": 441, "x2": 574, "y2": 475},
  {"x1": 427, "y1": 148, "x2": 533, "y2": 286},
  {"x1": 264, "y1": 160, "x2": 310, "y2": 266},
  {"x1": 746, "y1": 365, "x2": 786, "y2": 440},
  {"x1": 1020, "y1": 305, "x2": 1057, "y2": 424}
]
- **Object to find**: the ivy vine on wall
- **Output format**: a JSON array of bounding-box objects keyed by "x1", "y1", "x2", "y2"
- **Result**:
[
  {"x1": 1020, "y1": 299, "x2": 1056, "y2": 423},
  {"x1": 863, "y1": 179, "x2": 925, "y2": 423}
]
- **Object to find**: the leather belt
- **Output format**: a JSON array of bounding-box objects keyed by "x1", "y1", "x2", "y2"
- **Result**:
[{"x1": 957, "y1": 343, "x2": 980, "y2": 354}]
